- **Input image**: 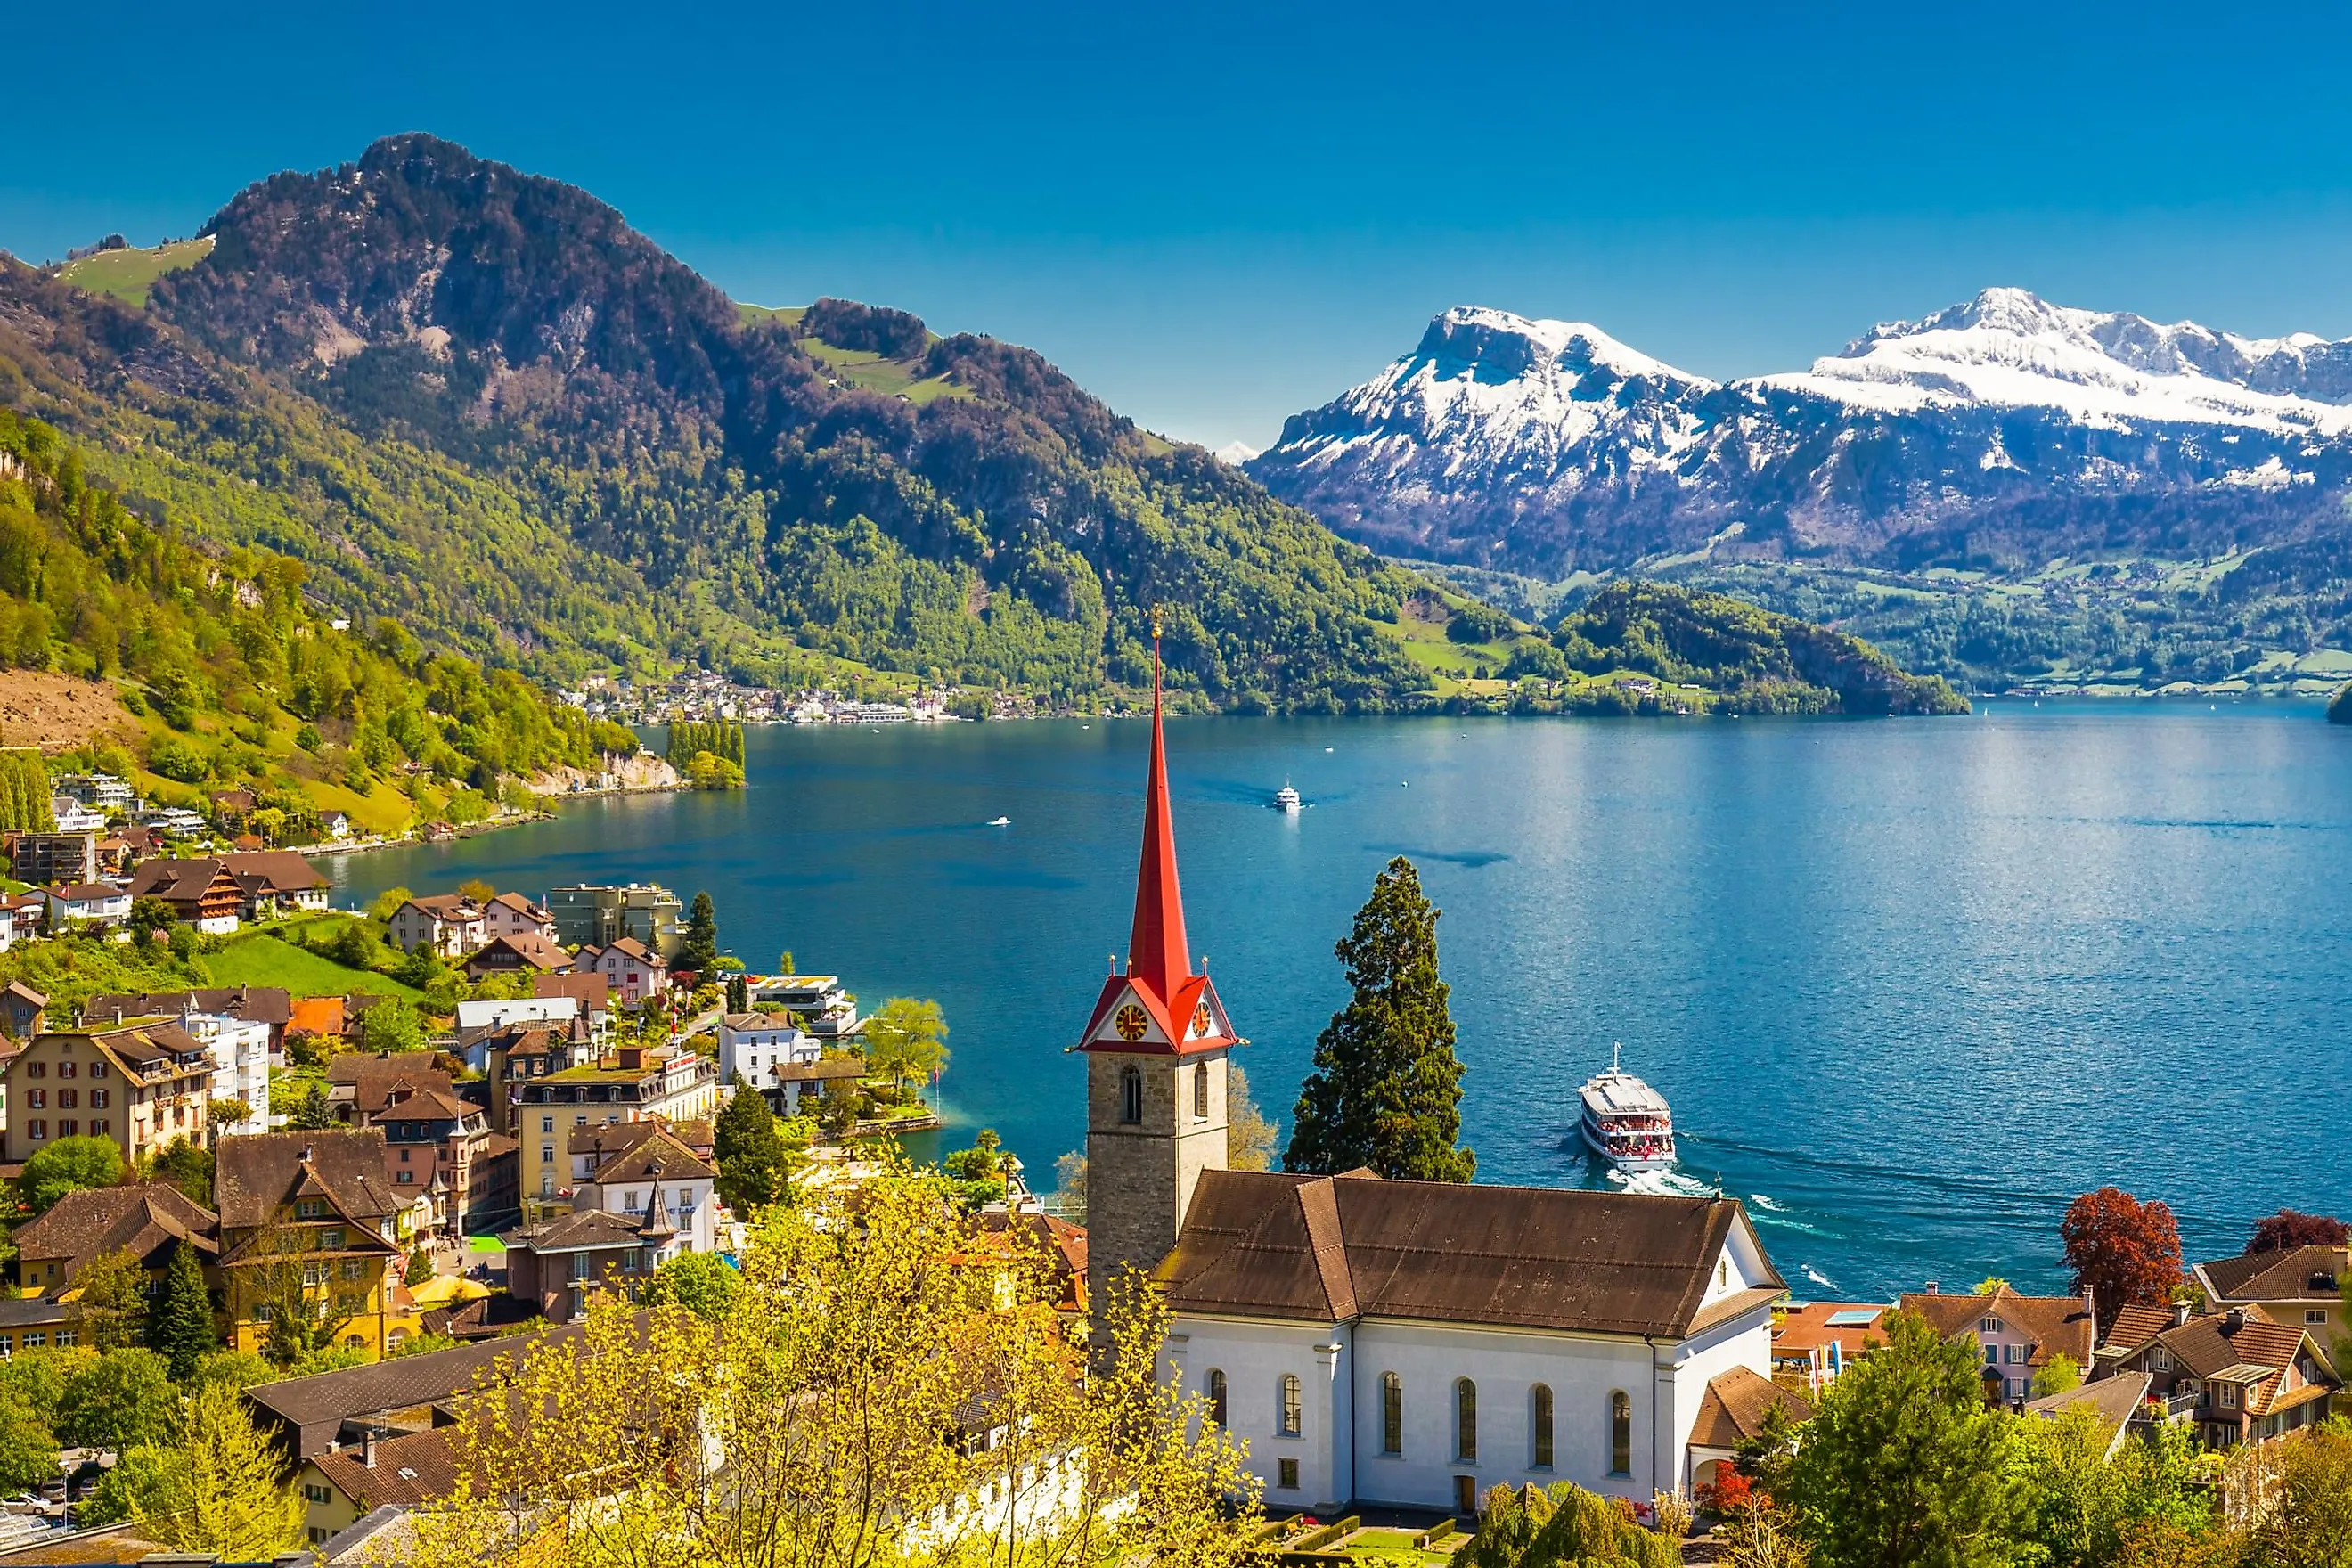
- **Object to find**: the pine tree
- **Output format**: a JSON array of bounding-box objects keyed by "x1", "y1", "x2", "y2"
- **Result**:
[
  {"x1": 726, "y1": 973, "x2": 749, "y2": 1012},
  {"x1": 714, "y1": 1076, "x2": 787, "y2": 1213},
  {"x1": 288, "y1": 1082, "x2": 337, "y2": 1131},
  {"x1": 681, "y1": 891, "x2": 719, "y2": 974},
  {"x1": 151, "y1": 1238, "x2": 217, "y2": 1384},
  {"x1": 1284, "y1": 857, "x2": 1475, "y2": 1181}
]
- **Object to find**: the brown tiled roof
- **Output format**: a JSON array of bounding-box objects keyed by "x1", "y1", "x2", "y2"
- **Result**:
[
  {"x1": 1898, "y1": 1286, "x2": 2097, "y2": 1373},
  {"x1": 2103, "y1": 1303, "x2": 2176, "y2": 1352},
  {"x1": 11, "y1": 1183, "x2": 219, "y2": 1280},
  {"x1": 1160, "y1": 1171, "x2": 1781, "y2": 1337},
  {"x1": 535, "y1": 972, "x2": 609, "y2": 1009},
  {"x1": 2198, "y1": 1245, "x2": 2346, "y2": 1305},
  {"x1": 597, "y1": 936, "x2": 660, "y2": 965},
  {"x1": 512, "y1": 1207, "x2": 646, "y2": 1251},
  {"x1": 469, "y1": 931, "x2": 573, "y2": 971},
  {"x1": 83, "y1": 986, "x2": 293, "y2": 1028},
  {"x1": 1688, "y1": 1365, "x2": 1811, "y2": 1450},
  {"x1": 565, "y1": 1116, "x2": 715, "y2": 1161},
  {"x1": 46, "y1": 882, "x2": 122, "y2": 902},
  {"x1": 423, "y1": 1290, "x2": 545, "y2": 1341},
  {"x1": 311, "y1": 1426, "x2": 470, "y2": 1508},
  {"x1": 216, "y1": 1129, "x2": 401, "y2": 1230},
  {"x1": 489, "y1": 892, "x2": 549, "y2": 917},
  {"x1": 400, "y1": 894, "x2": 481, "y2": 921},
  {"x1": 3, "y1": 981, "x2": 46, "y2": 1007},
  {"x1": 222, "y1": 849, "x2": 327, "y2": 893},
  {"x1": 127, "y1": 856, "x2": 238, "y2": 902},
  {"x1": 582, "y1": 1127, "x2": 715, "y2": 1184},
  {"x1": 329, "y1": 1054, "x2": 461, "y2": 1119},
  {"x1": 246, "y1": 1326, "x2": 580, "y2": 1458},
  {"x1": 979, "y1": 1211, "x2": 1090, "y2": 1313},
  {"x1": 2026, "y1": 1370, "x2": 2151, "y2": 1453}
]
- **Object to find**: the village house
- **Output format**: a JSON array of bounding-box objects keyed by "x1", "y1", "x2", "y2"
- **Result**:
[
  {"x1": 2194, "y1": 1245, "x2": 2347, "y2": 1348},
  {"x1": 11, "y1": 830, "x2": 98, "y2": 887},
  {"x1": 503, "y1": 1125, "x2": 717, "y2": 1319},
  {"x1": 535, "y1": 971, "x2": 613, "y2": 1037},
  {"x1": 1897, "y1": 1284, "x2": 2100, "y2": 1403},
  {"x1": 319, "y1": 809, "x2": 353, "y2": 840},
  {"x1": 2095, "y1": 1302, "x2": 2341, "y2": 1449},
  {"x1": 386, "y1": 894, "x2": 487, "y2": 958},
  {"x1": 463, "y1": 929, "x2": 574, "y2": 980},
  {"x1": 41, "y1": 881, "x2": 130, "y2": 928},
  {"x1": 2024, "y1": 1372, "x2": 2154, "y2": 1459},
  {"x1": 578, "y1": 936, "x2": 668, "y2": 1005},
  {"x1": 326, "y1": 1053, "x2": 518, "y2": 1235},
  {"x1": 9, "y1": 1182, "x2": 220, "y2": 1301},
  {"x1": 456, "y1": 996, "x2": 584, "y2": 1072},
  {"x1": 0, "y1": 1019, "x2": 216, "y2": 1165},
  {"x1": 2, "y1": 980, "x2": 47, "y2": 1038},
  {"x1": 508, "y1": 1042, "x2": 717, "y2": 1196},
  {"x1": 215, "y1": 1130, "x2": 412, "y2": 1360},
  {"x1": 1769, "y1": 1302, "x2": 1889, "y2": 1393},
  {"x1": 244, "y1": 1324, "x2": 584, "y2": 1463},
  {"x1": 568, "y1": 1124, "x2": 718, "y2": 1253},
  {"x1": 297, "y1": 1427, "x2": 464, "y2": 1548},
  {"x1": 86, "y1": 985, "x2": 295, "y2": 1058},
  {"x1": 481, "y1": 891, "x2": 558, "y2": 943},
  {"x1": 224, "y1": 849, "x2": 332, "y2": 916},
  {"x1": 0, "y1": 893, "x2": 45, "y2": 951},
  {"x1": 717, "y1": 1012, "x2": 865, "y2": 1116},
  {"x1": 289, "y1": 996, "x2": 350, "y2": 1057},
  {"x1": 127, "y1": 856, "x2": 250, "y2": 933},
  {"x1": 173, "y1": 1005, "x2": 274, "y2": 1134}
]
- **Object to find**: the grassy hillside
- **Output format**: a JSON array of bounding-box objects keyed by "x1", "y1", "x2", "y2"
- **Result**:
[{"x1": 57, "y1": 236, "x2": 215, "y2": 307}]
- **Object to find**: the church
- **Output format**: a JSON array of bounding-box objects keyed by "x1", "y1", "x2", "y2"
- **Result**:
[{"x1": 1074, "y1": 630, "x2": 1802, "y2": 1515}]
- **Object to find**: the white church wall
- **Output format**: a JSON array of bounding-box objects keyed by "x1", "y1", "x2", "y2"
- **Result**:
[{"x1": 1168, "y1": 1317, "x2": 1348, "y2": 1510}]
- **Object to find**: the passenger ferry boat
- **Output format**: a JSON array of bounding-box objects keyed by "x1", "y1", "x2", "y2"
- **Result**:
[
  {"x1": 1578, "y1": 1045, "x2": 1676, "y2": 1171},
  {"x1": 1272, "y1": 783, "x2": 1302, "y2": 813}
]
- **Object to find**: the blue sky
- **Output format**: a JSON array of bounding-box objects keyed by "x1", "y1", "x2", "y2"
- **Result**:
[{"x1": 7, "y1": 1, "x2": 2351, "y2": 450}]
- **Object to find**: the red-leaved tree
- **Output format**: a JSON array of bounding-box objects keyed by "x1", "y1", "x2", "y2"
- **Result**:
[
  {"x1": 2246, "y1": 1209, "x2": 2349, "y2": 1254},
  {"x1": 2061, "y1": 1186, "x2": 2183, "y2": 1332}
]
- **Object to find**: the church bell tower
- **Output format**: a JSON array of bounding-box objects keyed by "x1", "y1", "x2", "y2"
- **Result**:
[{"x1": 1074, "y1": 617, "x2": 1238, "y2": 1320}]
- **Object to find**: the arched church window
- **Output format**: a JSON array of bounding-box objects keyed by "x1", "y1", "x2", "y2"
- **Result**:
[
  {"x1": 1278, "y1": 1374, "x2": 1302, "y2": 1436},
  {"x1": 1531, "y1": 1383, "x2": 1553, "y2": 1468},
  {"x1": 1455, "y1": 1378, "x2": 1477, "y2": 1463},
  {"x1": 1206, "y1": 1368, "x2": 1228, "y2": 1426},
  {"x1": 1120, "y1": 1066, "x2": 1142, "y2": 1125},
  {"x1": 1608, "y1": 1390, "x2": 1632, "y2": 1476},
  {"x1": 1193, "y1": 1062, "x2": 1208, "y2": 1120},
  {"x1": 1380, "y1": 1371, "x2": 1402, "y2": 1454}
]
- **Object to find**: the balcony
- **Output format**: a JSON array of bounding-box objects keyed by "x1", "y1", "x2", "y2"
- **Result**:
[{"x1": 2138, "y1": 1390, "x2": 2200, "y2": 1423}]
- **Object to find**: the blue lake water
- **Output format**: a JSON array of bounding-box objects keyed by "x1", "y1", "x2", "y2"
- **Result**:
[{"x1": 328, "y1": 703, "x2": 2352, "y2": 1302}]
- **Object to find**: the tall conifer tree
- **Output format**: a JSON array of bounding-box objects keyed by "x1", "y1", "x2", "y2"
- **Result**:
[
  {"x1": 1284, "y1": 857, "x2": 1474, "y2": 1181},
  {"x1": 681, "y1": 891, "x2": 720, "y2": 973},
  {"x1": 714, "y1": 1075, "x2": 787, "y2": 1213}
]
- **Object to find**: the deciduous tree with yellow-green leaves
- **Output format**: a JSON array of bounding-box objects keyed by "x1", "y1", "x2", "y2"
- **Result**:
[{"x1": 404, "y1": 1161, "x2": 1264, "y2": 1568}]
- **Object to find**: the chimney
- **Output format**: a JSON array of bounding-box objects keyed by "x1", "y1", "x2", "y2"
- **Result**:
[
  {"x1": 1923, "y1": 1280, "x2": 1939, "y2": 1295},
  {"x1": 2174, "y1": 1300, "x2": 2193, "y2": 1327},
  {"x1": 2224, "y1": 1308, "x2": 2246, "y2": 1335},
  {"x1": 362, "y1": 1433, "x2": 378, "y2": 1468}
]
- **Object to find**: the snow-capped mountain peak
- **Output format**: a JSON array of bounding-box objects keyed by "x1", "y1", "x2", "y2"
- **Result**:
[{"x1": 1248, "y1": 290, "x2": 2352, "y2": 577}]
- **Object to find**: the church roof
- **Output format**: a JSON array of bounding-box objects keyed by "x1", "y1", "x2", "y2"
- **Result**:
[
  {"x1": 1160, "y1": 1169, "x2": 1782, "y2": 1338},
  {"x1": 1075, "y1": 630, "x2": 1238, "y2": 1058}
]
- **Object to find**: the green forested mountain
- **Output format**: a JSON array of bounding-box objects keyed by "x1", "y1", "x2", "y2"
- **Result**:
[
  {"x1": 3, "y1": 134, "x2": 1425, "y2": 711},
  {"x1": 0, "y1": 405, "x2": 637, "y2": 833}
]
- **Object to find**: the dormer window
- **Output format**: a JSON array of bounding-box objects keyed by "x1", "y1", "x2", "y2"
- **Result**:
[{"x1": 297, "y1": 1200, "x2": 326, "y2": 1220}]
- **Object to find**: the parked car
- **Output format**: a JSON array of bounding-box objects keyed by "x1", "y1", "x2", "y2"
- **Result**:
[
  {"x1": 0, "y1": 1495, "x2": 44, "y2": 1515},
  {"x1": 34, "y1": 1482, "x2": 63, "y2": 1503}
]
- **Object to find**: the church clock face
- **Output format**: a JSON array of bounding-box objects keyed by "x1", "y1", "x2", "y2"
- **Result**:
[
  {"x1": 1115, "y1": 1004, "x2": 1149, "y2": 1041},
  {"x1": 1194, "y1": 1002, "x2": 1213, "y2": 1037}
]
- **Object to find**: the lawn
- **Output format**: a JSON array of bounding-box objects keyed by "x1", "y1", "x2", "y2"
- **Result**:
[
  {"x1": 207, "y1": 927, "x2": 425, "y2": 1001},
  {"x1": 58, "y1": 236, "x2": 216, "y2": 307}
]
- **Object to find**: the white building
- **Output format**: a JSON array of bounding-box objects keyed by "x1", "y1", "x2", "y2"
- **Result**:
[
  {"x1": 454, "y1": 996, "x2": 582, "y2": 1072},
  {"x1": 482, "y1": 891, "x2": 558, "y2": 943},
  {"x1": 174, "y1": 1009, "x2": 273, "y2": 1135},
  {"x1": 41, "y1": 883, "x2": 130, "y2": 928},
  {"x1": 747, "y1": 975, "x2": 862, "y2": 1040},
  {"x1": 716, "y1": 1013, "x2": 818, "y2": 1090},
  {"x1": 569, "y1": 1125, "x2": 719, "y2": 1256},
  {"x1": 1159, "y1": 1172, "x2": 1794, "y2": 1514}
]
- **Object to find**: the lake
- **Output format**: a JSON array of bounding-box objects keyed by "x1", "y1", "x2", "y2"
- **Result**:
[{"x1": 327, "y1": 703, "x2": 2352, "y2": 1302}]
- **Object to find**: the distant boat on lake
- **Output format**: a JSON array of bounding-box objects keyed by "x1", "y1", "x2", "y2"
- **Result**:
[
  {"x1": 987, "y1": 815, "x2": 1012, "y2": 826},
  {"x1": 1578, "y1": 1044, "x2": 1676, "y2": 1172},
  {"x1": 1272, "y1": 783, "x2": 1302, "y2": 813}
]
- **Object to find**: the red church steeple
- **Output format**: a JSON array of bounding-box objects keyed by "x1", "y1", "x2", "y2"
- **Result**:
[{"x1": 1075, "y1": 614, "x2": 1237, "y2": 1057}]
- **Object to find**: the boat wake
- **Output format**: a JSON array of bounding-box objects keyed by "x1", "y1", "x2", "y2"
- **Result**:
[
  {"x1": 1605, "y1": 1166, "x2": 1714, "y2": 1199},
  {"x1": 1747, "y1": 1193, "x2": 1785, "y2": 1212},
  {"x1": 1801, "y1": 1264, "x2": 1839, "y2": 1292}
]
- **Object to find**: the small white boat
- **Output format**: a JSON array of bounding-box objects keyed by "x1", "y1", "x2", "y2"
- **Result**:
[
  {"x1": 1578, "y1": 1044, "x2": 1676, "y2": 1172},
  {"x1": 987, "y1": 816, "x2": 1012, "y2": 827},
  {"x1": 1272, "y1": 783, "x2": 1302, "y2": 813}
]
